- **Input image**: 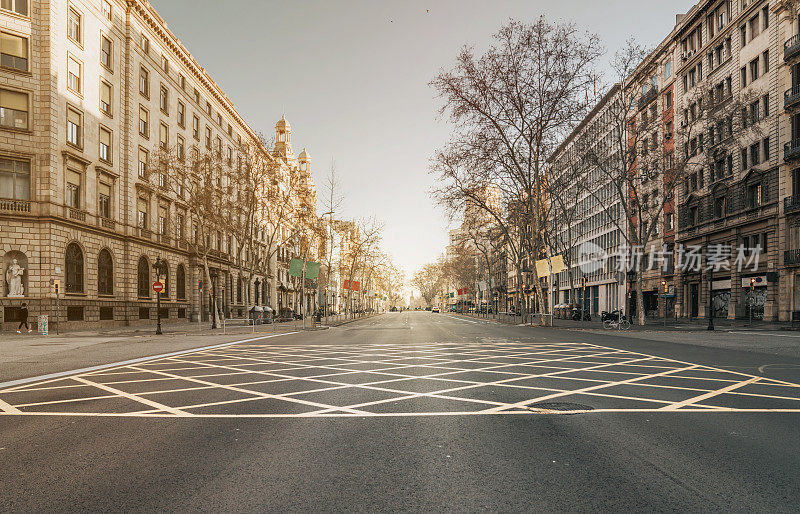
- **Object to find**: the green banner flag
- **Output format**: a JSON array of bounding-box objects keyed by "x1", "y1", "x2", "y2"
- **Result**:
[
  {"x1": 306, "y1": 261, "x2": 320, "y2": 280},
  {"x1": 289, "y1": 258, "x2": 304, "y2": 277}
]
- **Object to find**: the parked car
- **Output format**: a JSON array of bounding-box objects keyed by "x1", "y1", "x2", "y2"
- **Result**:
[{"x1": 431, "y1": 307, "x2": 440, "y2": 313}]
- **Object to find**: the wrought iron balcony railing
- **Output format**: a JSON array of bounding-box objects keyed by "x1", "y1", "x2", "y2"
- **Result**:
[
  {"x1": 785, "y1": 34, "x2": 800, "y2": 61},
  {"x1": 785, "y1": 139, "x2": 800, "y2": 161}
]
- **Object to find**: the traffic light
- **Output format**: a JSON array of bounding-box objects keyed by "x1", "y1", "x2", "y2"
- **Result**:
[
  {"x1": 662, "y1": 280, "x2": 668, "y2": 294},
  {"x1": 750, "y1": 278, "x2": 755, "y2": 291},
  {"x1": 52, "y1": 279, "x2": 60, "y2": 295},
  {"x1": 581, "y1": 276, "x2": 587, "y2": 288}
]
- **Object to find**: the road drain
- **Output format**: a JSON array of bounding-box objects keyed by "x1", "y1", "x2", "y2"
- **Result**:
[{"x1": 525, "y1": 402, "x2": 594, "y2": 414}]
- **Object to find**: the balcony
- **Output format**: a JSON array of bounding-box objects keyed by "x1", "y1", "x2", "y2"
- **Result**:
[
  {"x1": 786, "y1": 249, "x2": 800, "y2": 266},
  {"x1": 637, "y1": 85, "x2": 658, "y2": 111},
  {"x1": 68, "y1": 208, "x2": 86, "y2": 222},
  {"x1": 785, "y1": 139, "x2": 800, "y2": 161},
  {"x1": 787, "y1": 85, "x2": 800, "y2": 111},
  {"x1": 99, "y1": 217, "x2": 115, "y2": 230},
  {"x1": 786, "y1": 34, "x2": 800, "y2": 62},
  {"x1": 0, "y1": 198, "x2": 30, "y2": 213},
  {"x1": 786, "y1": 195, "x2": 800, "y2": 214}
]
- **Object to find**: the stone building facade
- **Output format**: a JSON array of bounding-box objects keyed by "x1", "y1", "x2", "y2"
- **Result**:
[{"x1": 0, "y1": 0, "x2": 316, "y2": 330}]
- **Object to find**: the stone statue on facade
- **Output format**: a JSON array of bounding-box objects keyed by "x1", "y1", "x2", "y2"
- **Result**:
[{"x1": 5, "y1": 258, "x2": 24, "y2": 297}]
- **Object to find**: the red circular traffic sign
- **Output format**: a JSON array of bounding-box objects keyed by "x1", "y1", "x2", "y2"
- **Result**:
[{"x1": 152, "y1": 281, "x2": 164, "y2": 293}]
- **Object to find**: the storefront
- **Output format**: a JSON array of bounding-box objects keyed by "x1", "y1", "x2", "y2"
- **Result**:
[{"x1": 711, "y1": 278, "x2": 731, "y2": 319}]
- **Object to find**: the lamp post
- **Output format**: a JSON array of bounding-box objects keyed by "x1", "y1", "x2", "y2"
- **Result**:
[
  {"x1": 707, "y1": 268, "x2": 714, "y2": 331},
  {"x1": 153, "y1": 257, "x2": 167, "y2": 335},
  {"x1": 209, "y1": 268, "x2": 218, "y2": 329}
]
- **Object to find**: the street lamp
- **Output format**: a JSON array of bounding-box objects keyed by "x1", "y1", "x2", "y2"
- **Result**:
[
  {"x1": 707, "y1": 265, "x2": 714, "y2": 331},
  {"x1": 661, "y1": 280, "x2": 667, "y2": 327},
  {"x1": 153, "y1": 257, "x2": 167, "y2": 335},
  {"x1": 209, "y1": 268, "x2": 218, "y2": 329}
]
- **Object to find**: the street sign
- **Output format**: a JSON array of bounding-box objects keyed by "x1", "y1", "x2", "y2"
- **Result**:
[{"x1": 153, "y1": 281, "x2": 164, "y2": 293}]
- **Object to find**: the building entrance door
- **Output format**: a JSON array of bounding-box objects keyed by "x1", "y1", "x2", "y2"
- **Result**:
[{"x1": 690, "y1": 283, "x2": 699, "y2": 318}]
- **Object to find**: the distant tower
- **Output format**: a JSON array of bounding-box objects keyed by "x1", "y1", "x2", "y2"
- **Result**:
[
  {"x1": 298, "y1": 148, "x2": 311, "y2": 174},
  {"x1": 274, "y1": 114, "x2": 293, "y2": 160}
]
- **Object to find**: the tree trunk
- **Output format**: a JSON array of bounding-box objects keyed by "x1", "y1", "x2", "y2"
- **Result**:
[{"x1": 201, "y1": 256, "x2": 221, "y2": 328}]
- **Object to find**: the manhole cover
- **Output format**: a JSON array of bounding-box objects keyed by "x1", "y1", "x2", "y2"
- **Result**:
[{"x1": 526, "y1": 402, "x2": 594, "y2": 414}]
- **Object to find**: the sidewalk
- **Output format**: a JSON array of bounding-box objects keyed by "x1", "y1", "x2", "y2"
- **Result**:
[
  {"x1": 452, "y1": 311, "x2": 798, "y2": 332},
  {"x1": 451, "y1": 312, "x2": 800, "y2": 358}
]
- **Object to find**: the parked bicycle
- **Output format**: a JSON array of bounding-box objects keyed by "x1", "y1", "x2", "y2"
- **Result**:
[{"x1": 603, "y1": 316, "x2": 631, "y2": 330}]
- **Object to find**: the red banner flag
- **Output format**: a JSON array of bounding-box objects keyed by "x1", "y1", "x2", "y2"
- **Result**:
[{"x1": 352, "y1": 281, "x2": 360, "y2": 291}]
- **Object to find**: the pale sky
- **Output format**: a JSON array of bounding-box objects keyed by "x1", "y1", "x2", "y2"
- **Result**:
[{"x1": 150, "y1": 0, "x2": 696, "y2": 279}]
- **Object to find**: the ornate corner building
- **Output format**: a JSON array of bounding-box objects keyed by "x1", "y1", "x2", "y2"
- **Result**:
[{"x1": 0, "y1": 0, "x2": 317, "y2": 329}]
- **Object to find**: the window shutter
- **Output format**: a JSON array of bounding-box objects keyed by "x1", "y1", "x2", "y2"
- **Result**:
[
  {"x1": 100, "y1": 127, "x2": 111, "y2": 147},
  {"x1": 0, "y1": 89, "x2": 27, "y2": 111},
  {"x1": 1, "y1": 32, "x2": 26, "y2": 58},
  {"x1": 101, "y1": 82, "x2": 111, "y2": 104},
  {"x1": 67, "y1": 169, "x2": 81, "y2": 186},
  {"x1": 67, "y1": 108, "x2": 81, "y2": 126}
]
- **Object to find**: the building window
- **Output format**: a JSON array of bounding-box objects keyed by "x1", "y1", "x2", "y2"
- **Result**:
[
  {"x1": 750, "y1": 142, "x2": 760, "y2": 166},
  {"x1": 98, "y1": 249, "x2": 113, "y2": 295},
  {"x1": 665, "y1": 212, "x2": 674, "y2": 232},
  {"x1": 0, "y1": 88, "x2": 28, "y2": 130},
  {"x1": 138, "y1": 147, "x2": 148, "y2": 179},
  {"x1": 177, "y1": 100, "x2": 185, "y2": 127},
  {"x1": 217, "y1": 113, "x2": 222, "y2": 126},
  {"x1": 193, "y1": 87, "x2": 200, "y2": 103},
  {"x1": 100, "y1": 80, "x2": 112, "y2": 116},
  {"x1": 176, "y1": 212, "x2": 184, "y2": 239},
  {"x1": 1, "y1": 32, "x2": 28, "y2": 71},
  {"x1": 66, "y1": 168, "x2": 81, "y2": 208},
  {"x1": 99, "y1": 125, "x2": 112, "y2": 163},
  {"x1": 137, "y1": 196, "x2": 148, "y2": 228},
  {"x1": 67, "y1": 56, "x2": 81, "y2": 94},
  {"x1": 747, "y1": 183, "x2": 762, "y2": 209},
  {"x1": 192, "y1": 115, "x2": 199, "y2": 140},
  {"x1": 762, "y1": 50, "x2": 769, "y2": 74},
  {"x1": 176, "y1": 264, "x2": 186, "y2": 300},
  {"x1": 139, "y1": 66, "x2": 149, "y2": 97},
  {"x1": 67, "y1": 106, "x2": 82, "y2": 147},
  {"x1": 215, "y1": 135, "x2": 222, "y2": 156},
  {"x1": 158, "y1": 205, "x2": 167, "y2": 235},
  {"x1": 205, "y1": 126, "x2": 212, "y2": 149},
  {"x1": 139, "y1": 33, "x2": 149, "y2": 54},
  {"x1": 159, "y1": 84, "x2": 168, "y2": 112},
  {"x1": 65, "y1": 243, "x2": 84, "y2": 293},
  {"x1": 763, "y1": 137, "x2": 770, "y2": 161},
  {"x1": 176, "y1": 135, "x2": 185, "y2": 160},
  {"x1": 205, "y1": 101, "x2": 211, "y2": 116},
  {"x1": 100, "y1": 35, "x2": 112, "y2": 69},
  {"x1": 178, "y1": 74, "x2": 185, "y2": 90},
  {"x1": 161, "y1": 54, "x2": 169, "y2": 73},
  {"x1": 741, "y1": 147, "x2": 748, "y2": 170},
  {"x1": 98, "y1": 181, "x2": 111, "y2": 218},
  {"x1": 1, "y1": 0, "x2": 27, "y2": 16},
  {"x1": 159, "y1": 122, "x2": 168, "y2": 150},
  {"x1": 137, "y1": 256, "x2": 150, "y2": 298},
  {"x1": 714, "y1": 196, "x2": 726, "y2": 218},
  {"x1": 139, "y1": 106, "x2": 149, "y2": 136},
  {"x1": 0, "y1": 157, "x2": 29, "y2": 200},
  {"x1": 67, "y1": 7, "x2": 81, "y2": 44},
  {"x1": 750, "y1": 58, "x2": 759, "y2": 83},
  {"x1": 102, "y1": 0, "x2": 112, "y2": 20}
]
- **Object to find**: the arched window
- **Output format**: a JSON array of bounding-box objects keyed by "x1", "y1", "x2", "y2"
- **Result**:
[
  {"x1": 98, "y1": 249, "x2": 113, "y2": 295},
  {"x1": 176, "y1": 264, "x2": 186, "y2": 300},
  {"x1": 137, "y1": 256, "x2": 150, "y2": 298},
  {"x1": 65, "y1": 243, "x2": 83, "y2": 293}
]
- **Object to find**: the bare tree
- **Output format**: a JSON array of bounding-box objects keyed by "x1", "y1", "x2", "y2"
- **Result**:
[
  {"x1": 431, "y1": 17, "x2": 602, "y2": 325},
  {"x1": 412, "y1": 261, "x2": 444, "y2": 308}
]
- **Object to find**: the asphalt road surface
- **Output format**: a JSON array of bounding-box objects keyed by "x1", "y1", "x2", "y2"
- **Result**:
[{"x1": 1, "y1": 312, "x2": 799, "y2": 512}]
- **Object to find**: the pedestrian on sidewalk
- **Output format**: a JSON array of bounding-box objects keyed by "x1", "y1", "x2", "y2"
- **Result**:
[{"x1": 17, "y1": 302, "x2": 32, "y2": 333}]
